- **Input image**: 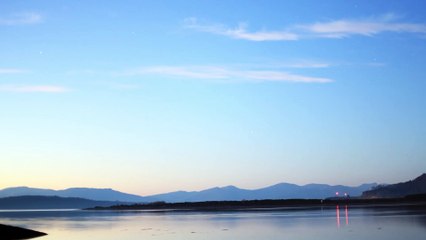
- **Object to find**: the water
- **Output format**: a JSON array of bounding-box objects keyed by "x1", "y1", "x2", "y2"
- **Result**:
[{"x1": 1, "y1": 205, "x2": 425, "y2": 239}]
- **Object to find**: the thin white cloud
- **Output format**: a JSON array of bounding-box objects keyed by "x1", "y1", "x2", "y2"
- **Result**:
[
  {"x1": 124, "y1": 66, "x2": 332, "y2": 83},
  {"x1": 0, "y1": 68, "x2": 27, "y2": 74},
  {"x1": 184, "y1": 14, "x2": 426, "y2": 41},
  {"x1": 277, "y1": 61, "x2": 332, "y2": 69},
  {"x1": 0, "y1": 12, "x2": 42, "y2": 25},
  {"x1": 0, "y1": 85, "x2": 69, "y2": 93},
  {"x1": 239, "y1": 70, "x2": 331, "y2": 83},
  {"x1": 126, "y1": 66, "x2": 229, "y2": 79},
  {"x1": 300, "y1": 14, "x2": 426, "y2": 38},
  {"x1": 184, "y1": 18, "x2": 298, "y2": 41}
]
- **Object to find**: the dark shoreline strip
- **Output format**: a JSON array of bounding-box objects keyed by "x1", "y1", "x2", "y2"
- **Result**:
[
  {"x1": 87, "y1": 194, "x2": 426, "y2": 211},
  {"x1": 0, "y1": 224, "x2": 47, "y2": 240}
]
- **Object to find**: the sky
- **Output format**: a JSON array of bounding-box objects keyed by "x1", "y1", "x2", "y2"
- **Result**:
[{"x1": 1, "y1": 0, "x2": 426, "y2": 196}]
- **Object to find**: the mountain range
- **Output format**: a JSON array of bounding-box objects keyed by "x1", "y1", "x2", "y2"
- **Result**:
[
  {"x1": 145, "y1": 183, "x2": 377, "y2": 202},
  {"x1": 0, "y1": 186, "x2": 146, "y2": 202},
  {"x1": 0, "y1": 195, "x2": 127, "y2": 209},
  {"x1": 362, "y1": 173, "x2": 426, "y2": 198},
  {"x1": 0, "y1": 182, "x2": 377, "y2": 204},
  {"x1": 2, "y1": 174, "x2": 425, "y2": 209}
]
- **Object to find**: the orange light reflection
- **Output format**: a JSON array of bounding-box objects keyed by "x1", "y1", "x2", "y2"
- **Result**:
[{"x1": 336, "y1": 205, "x2": 340, "y2": 228}]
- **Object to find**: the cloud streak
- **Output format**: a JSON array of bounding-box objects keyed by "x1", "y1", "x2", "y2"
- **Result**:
[
  {"x1": 124, "y1": 66, "x2": 332, "y2": 83},
  {"x1": 184, "y1": 18, "x2": 298, "y2": 41},
  {"x1": 276, "y1": 61, "x2": 332, "y2": 69},
  {"x1": 184, "y1": 14, "x2": 426, "y2": 41},
  {"x1": 301, "y1": 14, "x2": 426, "y2": 38},
  {"x1": 0, "y1": 68, "x2": 27, "y2": 74},
  {"x1": 0, "y1": 85, "x2": 69, "y2": 93},
  {"x1": 0, "y1": 12, "x2": 42, "y2": 25}
]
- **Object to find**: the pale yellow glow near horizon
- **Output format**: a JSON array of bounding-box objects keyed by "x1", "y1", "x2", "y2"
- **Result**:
[{"x1": 1, "y1": 150, "x2": 419, "y2": 196}]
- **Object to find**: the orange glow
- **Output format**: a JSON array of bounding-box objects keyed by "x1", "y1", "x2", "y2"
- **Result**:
[{"x1": 336, "y1": 205, "x2": 340, "y2": 228}]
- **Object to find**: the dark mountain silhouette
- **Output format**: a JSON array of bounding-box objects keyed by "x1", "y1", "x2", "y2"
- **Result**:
[
  {"x1": 0, "y1": 186, "x2": 56, "y2": 197},
  {"x1": 56, "y1": 187, "x2": 146, "y2": 202},
  {"x1": 146, "y1": 183, "x2": 377, "y2": 202},
  {"x1": 0, "y1": 195, "x2": 128, "y2": 209},
  {"x1": 0, "y1": 187, "x2": 146, "y2": 202},
  {"x1": 0, "y1": 182, "x2": 377, "y2": 204},
  {"x1": 362, "y1": 173, "x2": 426, "y2": 198}
]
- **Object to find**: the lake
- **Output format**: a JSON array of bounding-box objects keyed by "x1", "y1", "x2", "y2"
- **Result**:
[{"x1": 1, "y1": 205, "x2": 425, "y2": 239}]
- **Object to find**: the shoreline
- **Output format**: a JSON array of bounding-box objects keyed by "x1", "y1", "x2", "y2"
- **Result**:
[
  {"x1": 87, "y1": 195, "x2": 426, "y2": 212},
  {"x1": 0, "y1": 224, "x2": 46, "y2": 240}
]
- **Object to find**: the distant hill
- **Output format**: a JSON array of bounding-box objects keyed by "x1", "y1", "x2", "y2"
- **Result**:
[
  {"x1": 362, "y1": 173, "x2": 426, "y2": 198},
  {"x1": 0, "y1": 195, "x2": 127, "y2": 209},
  {"x1": 0, "y1": 182, "x2": 377, "y2": 204},
  {"x1": 146, "y1": 183, "x2": 377, "y2": 202},
  {"x1": 0, "y1": 187, "x2": 146, "y2": 202}
]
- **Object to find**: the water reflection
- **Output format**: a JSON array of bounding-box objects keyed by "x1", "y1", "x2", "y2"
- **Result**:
[
  {"x1": 336, "y1": 205, "x2": 340, "y2": 227},
  {"x1": 345, "y1": 205, "x2": 349, "y2": 225},
  {"x1": 335, "y1": 205, "x2": 349, "y2": 228},
  {"x1": 1, "y1": 206, "x2": 425, "y2": 240}
]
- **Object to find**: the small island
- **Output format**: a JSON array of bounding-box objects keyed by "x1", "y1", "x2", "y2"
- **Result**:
[{"x1": 0, "y1": 224, "x2": 46, "y2": 240}]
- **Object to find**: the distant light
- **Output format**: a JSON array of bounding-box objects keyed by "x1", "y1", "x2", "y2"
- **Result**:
[
  {"x1": 336, "y1": 192, "x2": 339, "y2": 196},
  {"x1": 344, "y1": 193, "x2": 348, "y2": 196}
]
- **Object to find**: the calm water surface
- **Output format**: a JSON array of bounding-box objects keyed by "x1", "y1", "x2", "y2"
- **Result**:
[{"x1": 1, "y1": 205, "x2": 425, "y2": 239}]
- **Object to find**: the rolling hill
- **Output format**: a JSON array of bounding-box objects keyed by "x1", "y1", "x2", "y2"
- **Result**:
[
  {"x1": 362, "y1": 173, "x2": 426, "y2": 198},
  {"x1": 0, "y1": 181, "x2": 377, "y2": 205},
  {"x1": 0, "y1": 195, "x2": 129, "y2": 209},
  {"x1": 0, "y1": 187, "x2": 146, "y2": 202},
  {"x1": 147, "y1": 183, "x2": 377, "y2": 202}
]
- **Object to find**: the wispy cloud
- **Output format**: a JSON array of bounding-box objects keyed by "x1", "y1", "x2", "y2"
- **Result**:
[
  {"x1": 0, "y1": 85, "x2": 69, "y2": 93},
  {"x1": 184, "y1": 14, "x2": 426, "y2": 41},
  {"x1": 0, "y1": 68, "x2": 27, "y2": 74},
  {"x1": 0, "y1": 12, "x2": 42, "y2": 25},
  {"x1": 126, "y1": 66, "x2": 229, "y2": 79},
  {"x1": 123, "y1": 65, "x2": 332, "y2": 83},
  {"x1": 276, "y1": 61, "x2": 332, "y2": 69},
  {"x1": 184, "y1": 18, "x2": 298, "y2": 41},
  {"x1": 300, "y1": 14, "x2": 426, "y2": 38}
]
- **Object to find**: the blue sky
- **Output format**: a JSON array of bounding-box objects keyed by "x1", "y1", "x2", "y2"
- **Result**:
[{"x1": 1, "y1": 0, "x2": 426, "y2": 195}]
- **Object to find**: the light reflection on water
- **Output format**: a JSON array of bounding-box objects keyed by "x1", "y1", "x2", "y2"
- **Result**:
[
  {"x1": 335, "y1": 205, "x2": 349, "y2": 227},
  {"x1": 0, "y1": 205, "x2": 425, "y2": 239}
]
